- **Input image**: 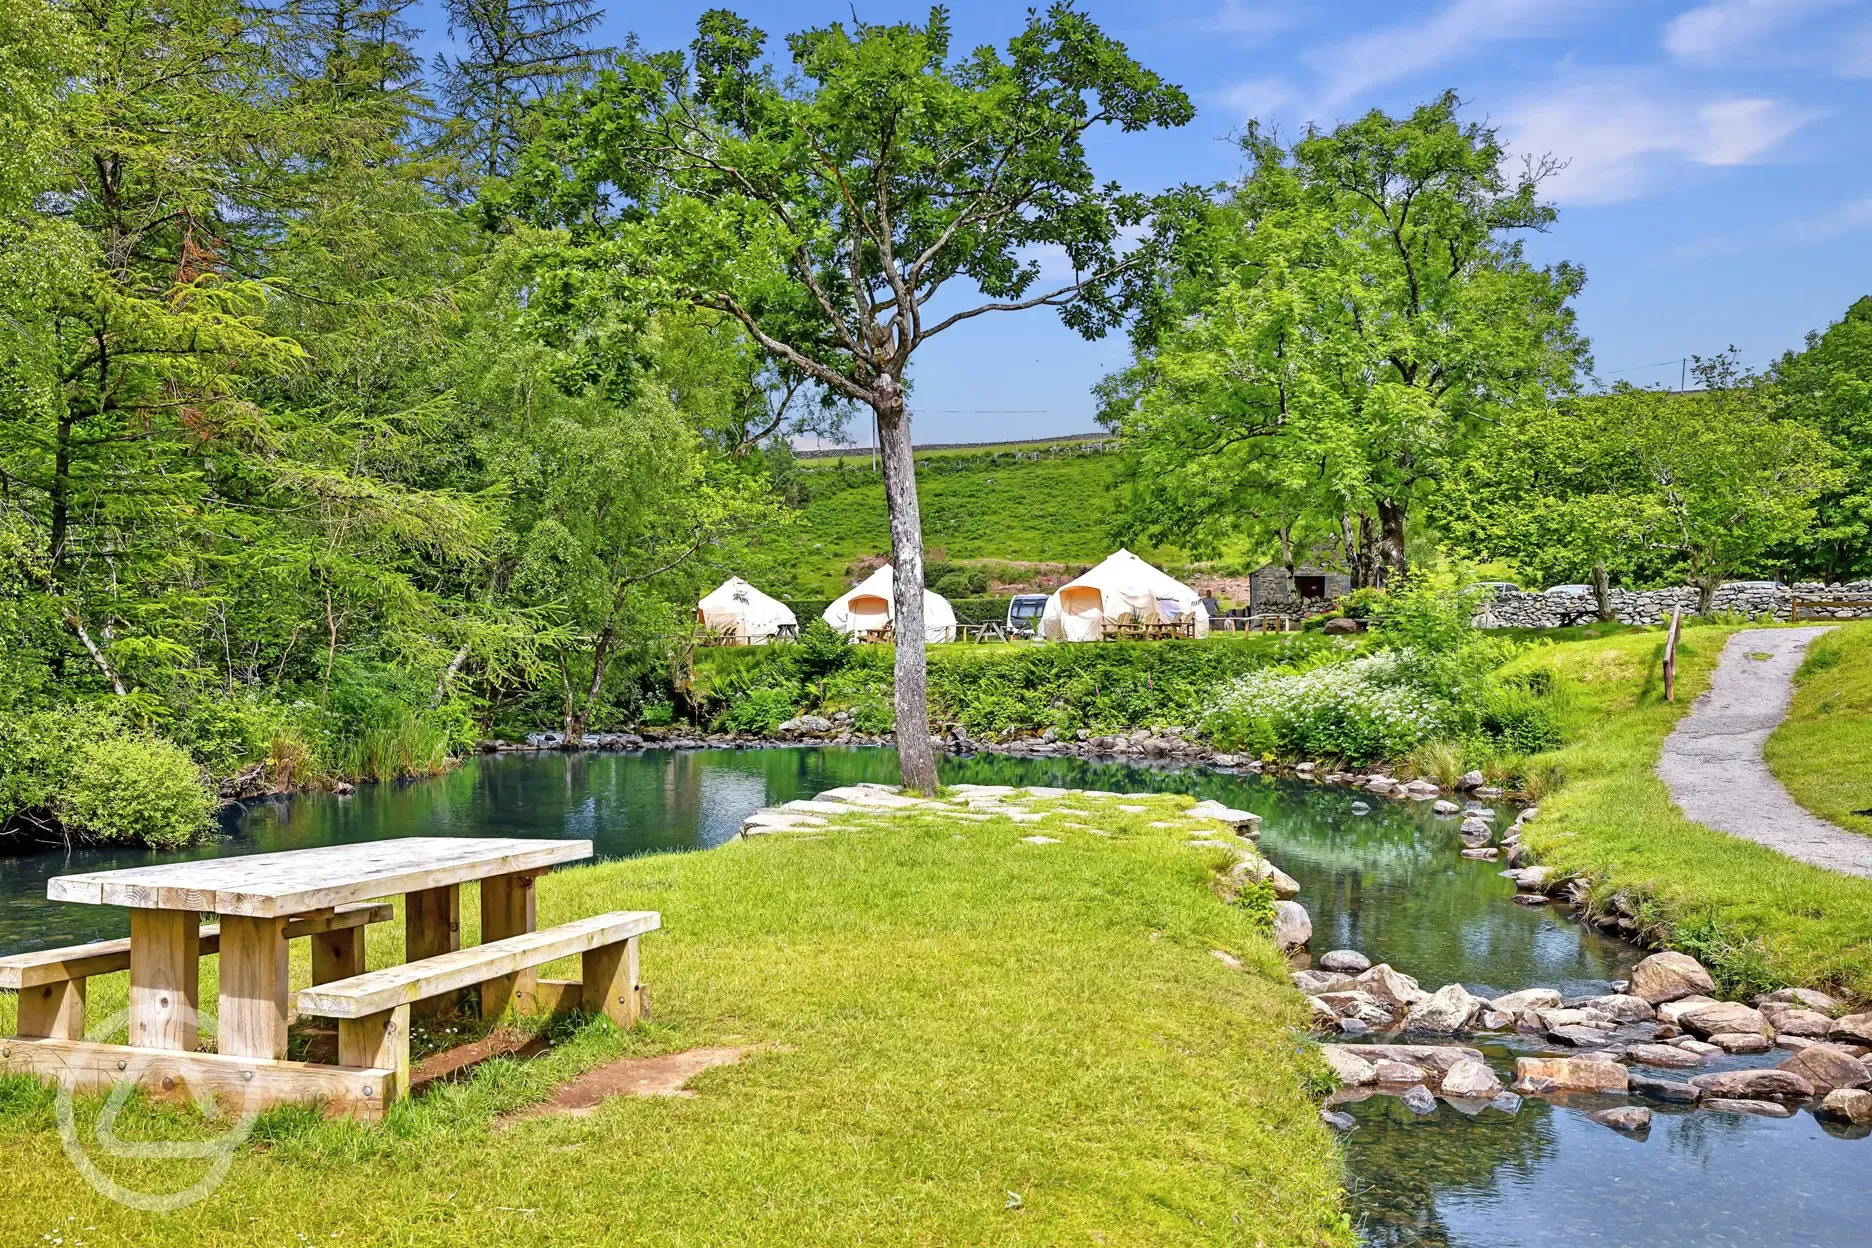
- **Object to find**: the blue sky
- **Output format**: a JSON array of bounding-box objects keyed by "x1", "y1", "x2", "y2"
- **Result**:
[{"x1": 424, "y1": 1, "x2": 1872, "y2": 444}]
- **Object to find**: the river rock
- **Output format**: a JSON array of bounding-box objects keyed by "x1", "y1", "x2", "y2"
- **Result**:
[
  {"x1": 1758, "y1": 987, "x2": 1841, "y2": 1016},
  {"x1": 1356, "y1": 1044, "x2": 1486, "y2": 1075},
  {"x1": 1629, "y1": 1073, "x2": 1702, "y2": 1103},
  {"x1": 1320, "y1": 1045, "x2": 1378, "y2": 1086},
  {"x1": 1432, "y1": 800, "x2": 1461, "y2": 817},
  {"x1": 1320, "y1": 1108, "x2": 1357, "y2": 1131},
  {"x1": 1491, "y1": 988, "x2": 1563, "y2": 1014},
  {"x1": 1374, "y1": 1059, "x2": 1428, "y2": 1084},
  {"x1": 1678, "y1": 1001, "x2": 1769, "y2": 1039},
  {"x1": 1440, "y1": 1059, "x2": 1502, "y2": 1098},
  {"x1": 1778, "y1": 1044, "x2": 1872, "y2": 1095},
  {"x1": 1829, "y1": 1012, "x2": 1872, "y2": 1046},
  {"x1": 1550, "y1": 1024, "x2": 1615, "y2": 1048},
  {"x1": 1628, "y1": 952, "x2": 1717, "y2": 1005},
  {"x1": 1704, "y1": 1098, "x2": 1795, "y2": 1118},
  {"x1": 1460, "y1": 770, "x2": 1485, "y2": 789},
  {"x1": 1766, "y1": 1008, "x2": 1836, "y2": 1038},
  {"x1": 1539, "y1": 1007, "x2": 1612, "y2": 1030},
  {"x1": 777, "y1": 714, "x2": 833, "y2": 736},
  {"x1": 1358, "y1": 965, "x2": 1428, "y2": 1009},
  {"x1": 1821, "y1": 1088, "x2": 1872, "y2": 1123},
  {"x1": 1293, "y1": 969, "x2": 1356, "y2": 994},
  {"x1": 1513, "y1": 1056, "x2": 1628, "y2": 1094},
  {"x1": 1708, "y1": 1032, "x2": 1772, "y2": 1055},
  {"x1": 1489, "y1": 1091, "x2": 1524, "y2": 1115},
  {"x1": 1577, "y1": 994, "x2": 1656, "y2": 1023},
  {"x1": 1689, "y1": 1069, "x2": 1814, "y2": 1100},
  {"x1": 1673, "y1": 1038, "x2": 1722, "y2": 1058},
  {"x1": 1476, "y1": 1009, "x2": 1514, "y2": 1031},
  {"x1": 1626, "y1": 1044, "x2": 1704, "y2": 1069},
  {"x1": 1272, "y1": 901, "x2": 1311, "y2": 951},
  {"x1": 1405, "y1": 984, "x2": 1483, "y2": 1033},
  {"x1": 1319, "y1": 949, "x2": 1372, "y2": 974},
  {"x1": 1264, "y1": 864, "x2": 1301, "y2": 898},
  {"x1": 1589, "y1": 1106, "x2": 1652, "y2": 1135},
  {"x1": 1398, "y1": 1084, "x2": 1438, "y2": 1115},
  {"x1": 1513, "y1": 865, "x2": 1555, "y2": 893},
  {"x1": 1458, "y1": 817, "x2": 1493, "y2": 838}
]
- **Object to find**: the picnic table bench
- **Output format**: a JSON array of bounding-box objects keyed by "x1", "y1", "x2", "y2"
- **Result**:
[
  {"x1": 1, "y1": 836, "x2": 657, "y2": 1119},
  {"x1": 1099, "y1": 618, "x2": 1196, "y2": 641}
]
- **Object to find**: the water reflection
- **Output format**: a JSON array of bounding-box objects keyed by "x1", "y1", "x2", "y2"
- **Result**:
[{"x1": 1, "y1": 746, "x2": 1866, "y2": 1244}]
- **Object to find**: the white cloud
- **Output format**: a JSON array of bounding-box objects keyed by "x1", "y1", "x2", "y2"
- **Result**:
[
  {"x1": 1305, "y1": 0, "x2": 1601, "y2": 107},
  {"x1": 1207, "y1": 1, "x2": 1297, "y2": 41},
  {"x1": 1663, "y1": 0, "x2": 1847, "y2": 64},
  {"x1": 1214, "y1": 76, "x2": 1295, "y2": 122},
  {"x1": 1503, "y1": 76, "x2": 1825, "y2": 203},
  {"x1": 1788, "y1": 191, "x2": 1872, "y2": 239}
]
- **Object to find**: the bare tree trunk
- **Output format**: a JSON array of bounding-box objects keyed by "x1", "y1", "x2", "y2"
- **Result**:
[
  {"x1": 1591, "y1": 561, "x2": 1614, "y2": 623},
  {"x1": 874, "y1": 389, "x2": 939, "y2": 794},
  {"x1": 1697, "y1": 572, "x2": 1718, "y2": 617},
  {"x1": 63, "y1": 607, "x2": 126, "y2": 696}
]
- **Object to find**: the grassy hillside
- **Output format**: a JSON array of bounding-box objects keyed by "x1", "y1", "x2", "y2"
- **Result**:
[
  {"x1": 1765, "y1": 621, "x2": 1872, "y2": 838},
  {"x1": 771, "y1": 452, "x2": 1154, "y2": 598}
]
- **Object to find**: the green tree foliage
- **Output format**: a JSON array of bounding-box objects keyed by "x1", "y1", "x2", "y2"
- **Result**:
[
  {"x1": 499, "y1": 3, "x2": 1195, "y2": 790},
  {"x1": 1774, "y1": 295, "x2": 1872, "y2": 582},
  {"x1": 1101, "y1": 93, "x2": 1588, "y2": 586}
]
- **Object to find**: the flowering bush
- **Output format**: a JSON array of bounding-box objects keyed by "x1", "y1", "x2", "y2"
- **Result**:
[{"x1": 1202, "y1": 652, "x2": 1446, "y2": 763}]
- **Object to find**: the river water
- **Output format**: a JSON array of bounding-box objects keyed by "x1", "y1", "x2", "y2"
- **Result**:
[{"x1": 2, "y1": 747, "x2": 1866, "y2": 1245}]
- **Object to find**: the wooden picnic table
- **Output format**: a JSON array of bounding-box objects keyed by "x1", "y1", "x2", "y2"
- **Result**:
[
  {"x1": 5, "y1": 836, "x2": 611, "y2": 1119},
  {"x1": 958, "y1": 621, "x2": 1010, "y2": 643},
  {"x1": 1099, "y1": 618, "x2": 1196, "y2": 641}
]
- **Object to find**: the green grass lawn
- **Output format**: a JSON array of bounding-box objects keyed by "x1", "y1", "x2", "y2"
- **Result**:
[
  {"x1": 1765, "y1": 621, "x2": 1872, "y2": 839},
  {"x1": 0, "y1": 795, "x2": 1349, "y2": 1247},
  {"x1": 1506, "y1": 626, "x2": 1872, "y2": 1002}
]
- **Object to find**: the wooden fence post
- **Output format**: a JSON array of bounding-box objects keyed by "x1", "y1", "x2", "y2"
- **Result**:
[{"x1": 1663, "y1": 606, "x2": 1683, "y2": 703}]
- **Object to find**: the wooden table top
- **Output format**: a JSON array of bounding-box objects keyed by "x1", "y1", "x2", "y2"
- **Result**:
[{"x1": 46, "y1": 837, "x2": 592, "y2": 918}]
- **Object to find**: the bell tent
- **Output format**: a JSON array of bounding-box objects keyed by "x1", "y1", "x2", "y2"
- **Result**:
[
  {"x1": 1040, "y1": 549, "x2": 1210, "y2": 641},
  {"x1": 822, "y1": 565, "x2": 958, "y2": 643},
  {"x1": 697, "y1": 577, "x2": 797, "y2": 645}
]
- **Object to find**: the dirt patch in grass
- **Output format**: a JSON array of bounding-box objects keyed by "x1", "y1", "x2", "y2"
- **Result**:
[{"x1": 504, "y1": 1045, "x2": 754, "y2": 1122}]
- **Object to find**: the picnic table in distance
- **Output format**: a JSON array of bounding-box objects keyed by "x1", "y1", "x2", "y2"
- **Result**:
[
  {"x1": 1099, "y1": 618, "x2": 1196, "y2": 641},
  {"x1": 2, "y1": 836, "x2": 658, "y2": 1120}
]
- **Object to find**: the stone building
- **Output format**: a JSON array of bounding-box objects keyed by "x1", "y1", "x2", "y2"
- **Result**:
[{"x1": 1248, "y1": 566, "x2": 1353, "y2": 617}]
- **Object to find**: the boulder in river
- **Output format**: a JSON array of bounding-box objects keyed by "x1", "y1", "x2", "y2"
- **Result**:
[
  {"x1": 1405, "y1": 984, "x2": 1483, "y2": 1033},
  {"x1": 1398, "y1": 1084, "x2": 1438, "y2": 1115},
  {"x1": 1628, "y1": 1073, "x2": 1701, "y2": 1103},
  {"x1": 1292, "y1": 969, "x2": 1356, "y2": 994},
  {"x1": 1829, "y1": 1012, "x2": 1872, "y2": 1046},
  {"x1": 1319, "y1": 949, "x2": 1372, "y2": 974},
  {"x1": 1490, "y1": 987, "x2": 1563, "y2": 1014},
  {"x1": 1439, "y1": 1059, "x2": 1502, "y2": 1098},
  {"x1": 1704, "y1": 1098, "x2": 1794, "y2": 1118},
  {"x1": 1678, "y1": 1001, "x2": 1770, "y2": 1039},
  {"x1": 1708, "y1": 1032, "x2": 1771, "y2": 1055},
  {"x1": 1374, "y1": 1059, "x2": 1428, "y2": 1084},
  {"x1": 1627, "y1": 951, "x2": 1717, "y2": 1005},
  {"x1": 1272, "y1": 900, "x2": 1312, "y2": 951},
  {"x1": 1577, "y1": 993, "x2": 1656, "y2": 1023},
  {"x1": 1688, "y1": 1069, "x2": 1814, "y2": 1100},
  {"x1": 1357, "y1": 964, "x2": 1428, "y2": 1009},
  {"x1": 1757, "y1": 987, "x2": 1842, "y2": 1017},
  {"x1": 1549, "y1": 1024, "x2": 1615, "y2": 1048},
  {"x1": 1459, "y1": 770, "x2": 1485, "y2": 789},
  {"x1": 1432, "y1": 800, "x2": 1461, "y2": 817},
  {"x1": 1319, "y1": 1108, "x2": 1357, "y2": 1131},
  {"x1": 1820, "y1": 1088, "x2": 1872, "y2": 1124},
  {"x1": 1588, "y1": 1106, "x2": 1652, "y2": 1136},
  {"x1": 1320, "y1": 1045, "x2": 1378, "y2": 1086},
  {"x1": 1626, "y1": 1044, "x2": 1704, "y2": 1070},
  {"x1": 1514, "y1": 1056, "x2": 1628, "y2": 1094},
  {"x1": 1764, "y1": 1007, "x2": 1836, "y2": 1038},
  {"x1": 1778, "y1": 1044, "x2": 1872, "y2": 1095}
]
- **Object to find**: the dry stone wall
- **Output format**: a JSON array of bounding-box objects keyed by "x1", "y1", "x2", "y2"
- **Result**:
[{"x1": 1474, "y1": 582, "x2": 1872, "y2": 629}]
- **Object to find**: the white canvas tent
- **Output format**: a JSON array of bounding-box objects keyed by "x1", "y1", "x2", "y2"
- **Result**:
[
  {"x1": 822, "y1": 565, "x2": 958, "y2": 643},
  {"x1": 698, "y1": 577, "x2": 797, "y2": 645},
  {"x1": 1040, "y1": 549, "x2": 1210, "y2": 641}
]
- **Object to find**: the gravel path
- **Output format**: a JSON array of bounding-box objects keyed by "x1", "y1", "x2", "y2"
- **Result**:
[{"x1": 1658, "y1": 627, "x2": 1872, "y2": 877}]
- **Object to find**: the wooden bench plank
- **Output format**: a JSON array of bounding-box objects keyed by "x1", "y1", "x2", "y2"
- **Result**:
[
  {"x1": 295, "y1": 911, "x2": 660, "y2": 1020},
  {"x1": 0, "y1": 1036, "x2": 395, "y2": 1120},
  {"x1": 0, "y1": 903, "x2": 394, "y2": 990}
]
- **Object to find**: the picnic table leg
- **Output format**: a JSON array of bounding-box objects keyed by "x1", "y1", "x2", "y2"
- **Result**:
[
  {"x1": 406, "y1": 884, "x2": 461, "y2": 1017},
  {"x1": 582, "y1": 935, "x2": 642, "y2": 1028},
  {"x1": 129, "y1": 908, "x2": 199, "y2": 1052},
  {"x1": 219, "y1": 915, "x2": 289, "y2": 1059},
  {"x1": 311, "y1": 913, "x2": 366, "y2": 985},
  {"x1": 17, "y1": 980, "x2": 86, "y2": 1040},
  {"x1": 478, "y1": 871, "x2": 538, "y2": 1020},
  {"x1": 339, "y1": 1003, "x2": 410, "y2": 1106}
]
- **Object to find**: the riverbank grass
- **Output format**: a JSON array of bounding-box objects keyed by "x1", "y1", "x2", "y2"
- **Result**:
[
  {"x1": 1510, "y1": 625, "x2": 1872, "y2": 1001},
  {"x1": 0, "y1": 794, "x2": 1348, "y2": 1247},
  {"x1": 1765, "y1": 621, "x2": 1872, "y2": 839}
]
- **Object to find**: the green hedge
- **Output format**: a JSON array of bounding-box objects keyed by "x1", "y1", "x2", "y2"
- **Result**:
[{"x1": 692, "y1": 631, "x2": 1326, "y2": 737}]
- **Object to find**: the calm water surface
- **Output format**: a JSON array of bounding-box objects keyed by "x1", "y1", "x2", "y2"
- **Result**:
[{"x1": 2, "y1": 746, "x2": 1865, "y2": 1245}]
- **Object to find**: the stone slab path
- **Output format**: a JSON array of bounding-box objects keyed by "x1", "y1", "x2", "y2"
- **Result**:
[{"x1": 1658, "y1": 627, "x2": 1872, "y2": 878}]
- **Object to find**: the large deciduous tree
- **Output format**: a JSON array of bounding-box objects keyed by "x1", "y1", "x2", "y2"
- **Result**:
[
  {"x1": 1102, "y1": 93, "x2": 1587, "y2": 587},
  {"x1": 1773, "y1": 295, "x2": 1872, "y2": 583},
  {"x1": 500, "y1": 4, "x2": 1193, "y2": 790}
]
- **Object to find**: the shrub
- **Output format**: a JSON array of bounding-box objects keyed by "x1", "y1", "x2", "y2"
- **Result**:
[
  {"x1": 639, "y1": 700, "x2": 675, "y2": 727},
  {"x1": 56, "y1": 734, "x2": 215, "y2": 848},
  {"x1": 1203, "y1": 653, "x2": 1445, "y2": 763},
  {"x1": 717, "y1": 684, "x2": 802, "y2": 734}
]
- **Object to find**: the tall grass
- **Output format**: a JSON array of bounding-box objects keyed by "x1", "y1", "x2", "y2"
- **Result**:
[{"x1": 329, "y1": 710, "x2": 454, "y2": 782}]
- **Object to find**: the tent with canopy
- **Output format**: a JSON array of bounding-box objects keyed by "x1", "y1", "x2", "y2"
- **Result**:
[
  {"x1": 697, "y1": 577, "x2": 798, "y2": 645},
  {"x1": 822, "y1": 565, "x2": 958, "y2": 643},
  {"x1": 1040, "y1": 549, "x2": 1210, "y2": 641}
]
